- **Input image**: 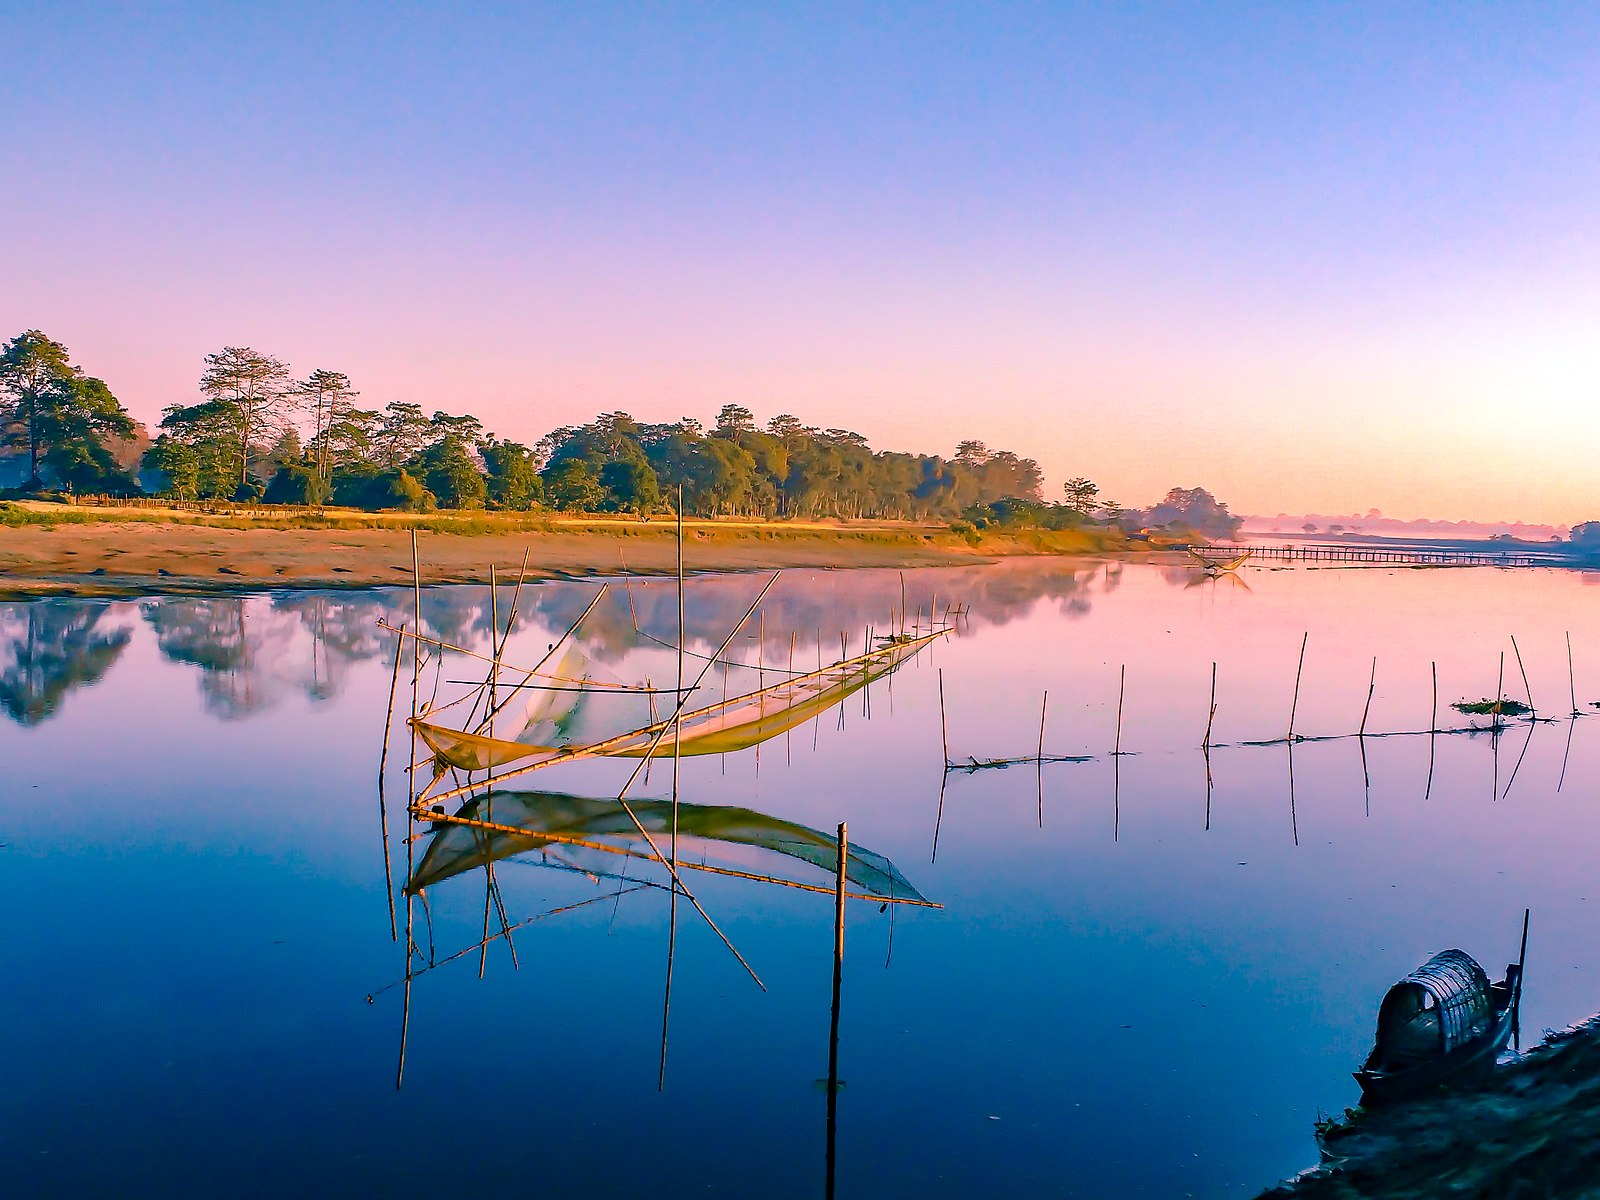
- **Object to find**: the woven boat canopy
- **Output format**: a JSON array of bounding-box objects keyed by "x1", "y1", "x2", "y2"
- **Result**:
[{"x1": 1373, "y1": 948, "x2": 1492, "y2": 1063}]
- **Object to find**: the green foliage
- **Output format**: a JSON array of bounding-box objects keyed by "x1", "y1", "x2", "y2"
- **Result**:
[
  {"x1": 599, "y1": 459, "x2": 661, "y2": 513},
  {"x1": 542, "y1": 458, "x2": 605, "y2": 511},
  {"x1": 377, "y1": 468, "x2": 435, "y2": 512},
  {"x1": 263, "y1": 463, "x2": 330, "y2": 506},
  {"x1": 0, "y1": 331, "x2": 139, "y2": 489},
  {"x1": 1452, "y1": 698, "x2": 1532, "y2": 717},
  {"x1": 481, "y1": 439, "x2": 542, "y2": 510},
  {"x1": 1062, "y1": 476, "x2": 1100, "y2": 514},
  {"x1": 416, "y1": 435, "x2": 486, "y2": 509}
]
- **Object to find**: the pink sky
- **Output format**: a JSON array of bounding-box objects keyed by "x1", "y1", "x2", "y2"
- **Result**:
[{"x1": 5, "y1": 5, "x2": 1597, "y2": 526}]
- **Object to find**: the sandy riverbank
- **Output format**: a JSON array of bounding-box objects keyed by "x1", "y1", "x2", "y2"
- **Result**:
[{"x1": 0, "y1": 504, "x2": 1128, "y2": 596}]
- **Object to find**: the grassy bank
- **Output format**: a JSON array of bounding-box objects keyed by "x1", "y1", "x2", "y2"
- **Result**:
[
  {"x1": 1259, "y1": 1019, "x2": 1600, "y2": 1198},
  {"x1": 0, "y1": 499, "x2": 1129, "y2": 596}
]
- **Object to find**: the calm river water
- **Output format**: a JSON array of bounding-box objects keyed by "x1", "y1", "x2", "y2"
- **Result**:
[{"x1": 5, "y1": 558, "x2": 1599, "y2": 1198}]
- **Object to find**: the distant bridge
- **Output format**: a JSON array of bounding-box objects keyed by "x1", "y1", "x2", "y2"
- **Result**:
[{"x1": 1203, "y1": 542, "x2": 1563, "y2": 568}]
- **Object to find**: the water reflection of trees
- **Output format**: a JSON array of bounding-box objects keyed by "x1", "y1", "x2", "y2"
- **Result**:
[
  {"x1": 0, "y1": 562, "x2": 1126, "y2": 726},
  {"x1": 0, "y1": 601, "x2": 131, "y2": 725}
]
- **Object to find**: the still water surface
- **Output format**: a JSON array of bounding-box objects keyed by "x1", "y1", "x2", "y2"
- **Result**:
[{"x1": 4, "y1": 559, "x2": 1599, "y2": 1198}]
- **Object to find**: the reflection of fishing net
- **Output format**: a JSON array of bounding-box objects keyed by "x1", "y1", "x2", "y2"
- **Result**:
[
  {"x1": 413, "y1": 632, "x2": 936, "y2": 773},
  {"x1": 408, "y1": 790, "x2": 928, "y2": 903}
]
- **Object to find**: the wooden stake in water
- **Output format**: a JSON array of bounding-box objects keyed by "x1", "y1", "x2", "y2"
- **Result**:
[
  {"x1": 660, "y1": 487, "x2": 685, "y2": 1091},
  {"x1": 1287, "y1": 632, "x2": 1308, "y2": 742},
  {"x1": 1496, "y1": 651, "x2": 1506, "y2": 730},
  {"x1": 1359, "y1": 656, "x2": 1377, "y2": 737},
  {"x1": 1510, "y1": 634, "x2": 1535, "y2": 717},
  {"x1": 1568, "y1": 632, "x2": 1579, "y2": 716},
  {"x1": 1203, "y1": 662, "x2": 1217, "y2": 750},
  {"x1": 1037, "y1": 690, "x2": 1049, "y2": 763},
  {"x1": 825, "y1": 821, "x2": 848, "y2": 1200},
  {"x1": 938, "y1": 668, "x2": 949, "y2": 767},
  {"x1": 1431, "y1": 661, "x2": 1439, "y2": 733},
  {"x1": 1513, "y1": 907, "x2": 1530, "y2": 1051},
  {"x1": 1114, "y1": 665, "x2": 1126, "y2": 756}
]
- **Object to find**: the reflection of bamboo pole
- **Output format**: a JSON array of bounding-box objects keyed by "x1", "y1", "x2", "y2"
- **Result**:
[
  {"x1": 1359, "y1": 656, "x2": 1377, "y2": 737},
  {"x1": 1510, "y1": 634, "x2": 1535, "y2": 716},
  {"x1": 377, "y1": 623, "x2": 404, "y2": 942},
  {"x1": 397, "y1": 893, "x2": 412, "y2": 1090},
  {"x1": 1288, "y1": 743, "x2": 1298, "y2": 847},
  {"x1": 1287, "y1": 632, "x2": 1308, "y2": 741},
  {"x1": 825, "y1": 822, "x2": 847, "y2": 1200}
]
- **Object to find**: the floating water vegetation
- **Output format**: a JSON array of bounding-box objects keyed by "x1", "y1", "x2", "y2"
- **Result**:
[{"x1": 1452, "y1": 698, "x2": 1532, "y2": 717}]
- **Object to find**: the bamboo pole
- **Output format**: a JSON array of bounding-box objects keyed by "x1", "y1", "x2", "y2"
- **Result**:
[
  {"x1": 1496, "y1": 651, "x2": 1506, "y2": 730},
  {"x1": 938, "y1": 669, "x2": 949, "y2": 766},
  {"x1": 1114, "y1": 665, "x2": 1125, "y2": 756},
  {"x1": 1204, "y1": 662, "x2": 1217, "y2": 750},
  {"x1": 1568, "y1": 632, "x2": 1579, "y2": 715},
  {"x1": 1287, "y1": 632, "x2": 1308, "y2": 742},
  {"x1": 1037, "y1": 690, "x2": 1049, "y2": 763},
  {"x1": 661, "y1": 487, "x2": 685, "y2": 1091},
  {"x1": 1510, "y1": 634, "x2": 1535, "y2": 716},
  {"x1": 420, "y1": 576, "x2": 788, "y2": 983},
  {"x1": 480, "y1": 563, "x2": 499, "y2": 978},
  {"x1": 825, "y1": 821, "x2": 847, "y2": 1200},
  {"x1": 1359, "y1": 656, "x2": 1377, "y2": 737},
  {"x1": 1513, "y1": 908, "x2": 1530, "y2": 1051},
  {"x1": 1431, "y1": 661, "x2": 1439, "y2": 733}
]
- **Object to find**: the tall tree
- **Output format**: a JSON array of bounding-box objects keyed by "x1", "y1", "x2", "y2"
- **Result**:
[
  {"x1": 163, "y1": 347, "x2": 292, "y2": 490},
  {"x1": 296, "y1": 369, "x2": 359, "y2": 482},
  {"x1": 1062, "y1": 476, "x2": 1100, "y2": 515},
  {"x1": 0, "y1": 331, "x2": 136, "y2": 488},
  {"x1": 373, "y1": 401, "x2": 431, "y2": 468},
  {"x1": 481, "y1": 438, "x2": 542, "y2": 510}
]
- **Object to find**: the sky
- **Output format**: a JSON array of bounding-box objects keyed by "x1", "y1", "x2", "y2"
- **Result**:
[{"x1": 3, "y1": 2, "x2": 1598, "y2": 524}]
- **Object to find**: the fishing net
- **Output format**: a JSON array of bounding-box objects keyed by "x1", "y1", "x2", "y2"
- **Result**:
[
  {"x1": 413, "y1": 631, "x2": 938, "y2": 773},
  {"x1": 408, "y1": 789, "x2": 928, "y2": 903}
]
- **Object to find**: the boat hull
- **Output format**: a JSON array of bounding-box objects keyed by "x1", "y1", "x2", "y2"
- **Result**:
[{"x1": 1353, "y1": 996, "x2": 1515, "y2": 1105}]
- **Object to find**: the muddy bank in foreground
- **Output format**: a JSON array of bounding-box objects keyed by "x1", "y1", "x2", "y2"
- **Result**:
[
  {"x1": 0, "y1": 511, "x2": 1125, "y2": 597},
  {"x1": 1259, "y1": 1019, "x2": 1600, "y2": 1199}
]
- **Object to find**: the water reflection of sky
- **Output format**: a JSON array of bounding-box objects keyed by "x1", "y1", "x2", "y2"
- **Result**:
[{"x1": 4, "y1": 560, "x2": 1600, "y2": 1197}]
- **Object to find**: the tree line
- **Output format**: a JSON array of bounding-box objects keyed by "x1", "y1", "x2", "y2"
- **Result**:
[{"x1": 0, "y1": 330, "x2": 1242, "y2": 535}]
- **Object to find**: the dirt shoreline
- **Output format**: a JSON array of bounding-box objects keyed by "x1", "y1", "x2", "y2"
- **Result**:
[
  {"x1": 1258, "y1": 1017, "x2": 1600, "y2": 1198},
  {"x1": 0, "y1": 513, "x2": 1127, "y2": 598}
]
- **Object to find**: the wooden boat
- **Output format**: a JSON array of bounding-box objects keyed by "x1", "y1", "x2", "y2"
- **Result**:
[{"x1": 1354, "y1": 946, "x2": 1523, "y2": 1105}]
